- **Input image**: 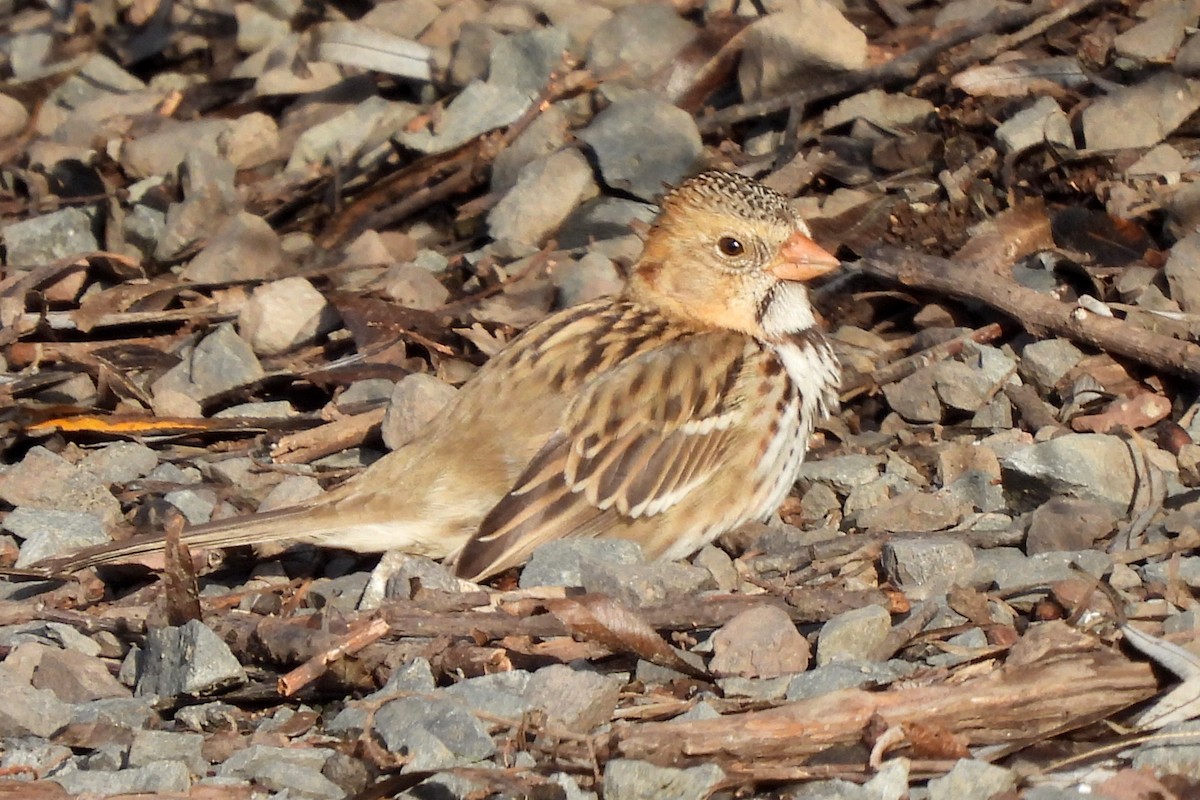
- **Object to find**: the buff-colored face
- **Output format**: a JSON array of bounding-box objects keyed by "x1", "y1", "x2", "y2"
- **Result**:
[{"x1": 628, "y1": 171, "x2": 839, "y2": 341}]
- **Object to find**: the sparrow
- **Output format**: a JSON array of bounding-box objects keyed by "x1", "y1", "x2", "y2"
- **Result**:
[{"x1": 34, "y1": 170, "x2": 841, "y2": 583}]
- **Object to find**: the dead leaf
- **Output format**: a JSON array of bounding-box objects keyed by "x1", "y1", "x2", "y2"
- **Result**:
[
  {"x1": 1051, "y1": 207, "x2": 1153, "y2": 267},
  {"x1": 951, "y1": 56, "x2": 1089, "y2": 97},
  {"x1": 954, "y1": 199, "x2": 1055, "y2": 273},
  {"x1": 1122, "y1": 624, "x2": 1200, "y2": 730},
  {"x1": 1071, "y1": 393, "x2": 1172, "y2": 433},
  {"x1": 545, "y1": 595, "x2": 709, "y2": 679}
]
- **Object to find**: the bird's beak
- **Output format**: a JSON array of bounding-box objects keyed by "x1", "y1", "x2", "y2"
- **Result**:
[{"x1": 771, "y1": 230, "x2": 840, "y2": 281}]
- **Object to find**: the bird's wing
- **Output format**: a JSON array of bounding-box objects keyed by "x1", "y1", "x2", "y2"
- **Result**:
[{"x1": 453, "y1": 334, "x2": 759, "y2": 581}]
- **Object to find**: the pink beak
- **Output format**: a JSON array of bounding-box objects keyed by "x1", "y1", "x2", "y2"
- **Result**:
[{"x1": 771, "y1": 230, "x2": 840, "y2": 281}]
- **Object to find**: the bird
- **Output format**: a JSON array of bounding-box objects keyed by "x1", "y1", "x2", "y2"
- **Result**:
[{"x1": 32, "y1": 169, "x2": 842, "y2": 583}]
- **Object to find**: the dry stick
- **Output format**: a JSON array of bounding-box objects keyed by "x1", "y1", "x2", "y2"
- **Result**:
[
  {"x1": 841, "y1": 322, "x2": 1004, "y2": 402},
  {"x1": 607, "y1": 648, "x2": 1157, "y2": 767},
  {"x1": 858, "y1": 247, "x2": 1200, "y2": 382},
  {"x1": 277, "y1": 616, "x2": 389, "y2": 697},
  {"x1": 699, "y1": 0, "x2": 1102, "y2": 132}
]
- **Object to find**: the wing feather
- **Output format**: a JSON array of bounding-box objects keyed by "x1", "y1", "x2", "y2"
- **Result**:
[{"x1": 454, "y1": 334, "x2": 758, "y2": 581}]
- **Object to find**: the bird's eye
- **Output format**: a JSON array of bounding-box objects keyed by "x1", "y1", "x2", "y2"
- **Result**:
[{"x1": 717, "y1": 236, "x2": 744, "y2": 257}]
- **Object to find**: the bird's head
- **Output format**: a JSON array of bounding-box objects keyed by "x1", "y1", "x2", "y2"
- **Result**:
[{"x1": 627, "y1": 170, "x2": 839, "y2": 341}]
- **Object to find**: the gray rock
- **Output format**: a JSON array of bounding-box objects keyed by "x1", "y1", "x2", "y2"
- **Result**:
[
  {"x1": 72, "y1": 697, "x2": 157, "y2": 730},
  {"x1": 373, "y1": 696, "x2": 495, "y2": 769},
  {"x1": 739, "y1": 2, "x2": 867, "y2": 101},
  {"x1": 881, "y1": 537, "x2": 976, "y2": 593},
  {"x1": 1025, "y1": 496, "x2": 1118, "y2": 554},
  {"x1": 856, "y1": 488, "x2": 969, "y2": 533},
  {"x1": 520, "y1": 538, "x2": 645, "y2": 588},
  {"x1": 1131, "y1": 721, "x2": 1200, "y2": 779},
  {"x1": 1021, "y1": 789, "x2": 1092, "y2": 800},
  {"x1": 382, "y1": 373, "x2": 459, "y2": 450},
  {"x1": 526, "y1": 664, "x2": 621, "y2": 733},
  {"x1": 155, "y1": 149, "x2": 240, "y2": 262},
  {"x1": 798, "y1": 454, "x2": 883, "y2": 493},
  {"x1": 381, "y1": 263, "x2": 451, "y2": 309},
  {"x1": 865, "y1": 758, "x2": 910, "y2": 800},
  {"x1": 1127, "y1": 143, "x2": 1188, "y2": 180},
  {"x1": 492, "y1": 104, "x2": 570, "y2": 192},
  {"x1": 121, "y1": 119, "x2": 229, "y2": 178},
  {"x1": 673, "y1": 700, "x2": 721, "y2": 722},
  {"x1": 979, "y1": 548, "x2": 1112, "y2": 596},
  {"x1": 583, "y1": 560, "x2": 713, "y2": 607},
  {"x1": 128, "y1": 729, "x2": 206, "y2": 775},
  {"x1": 7, "y1": 507, "x2": 110, "y2": 567},
  {"x1": 882, "y1": 367, "x2": 941, "y2": 422},
  {"x1": 557, "y1": 198, "x2": 656, "y2": 249},
  {"x1": 691, "y1": 545, "x2": 738, "y2": 591},
  {"x1": 577, "y1": 91, "x2": 702, "y2": 201},
  {"x1": 586, "y1": 4, "x2": 694, "y2": 85},
  {"x1": 238, "y1": 277, "x2": 339, "y2": 356},
  {"x1": 1180, "y1": 30, "x2": 1200, "y2": 75},
  {"x1": 1, "y1": 739, "x2": 74, "y2": 780},
  {"x1": 181, "y1": 211, "x2": 285, "y2": 283},
  {"x1": 1000, "y1": 433, "x2": 1135, "y2": 510},
  {"x1": 603, "y1": 758, "x2": 724, "y2": 800},
  {"x1": 0, "y1": 670, "x2": 72, "y2": 737},
  {"x1": 927, "y1": 758, "x2": 1017, "y2": 800},
  {"x1": 553, "y1": 251, "x2": 624, "y2": 307},
  {"x1": 50, "y1": 762, "x2": 192, "y2": 796},
  {"x1": 1019, "y1": 338, "x2": 1085, "y2": 394},
  {"x1": 383, "y1": 554, "x2": 465, "y2": 598},
  {"x1": 710, "y1": 604, "x2": 810, "y2": 678},
  {"x1": 488, "y1": 148, "x2": 598, "y2": 247},
  {"x1": 0, "y1": 93, "x2": 29, "y2": 139},
  {"x1": 361, "y1": 0, "x2": 441, "y2": 39},
  {"x1": 489, "y1": 27, "x2": 569, "y2": 94},
  {"x1": 221, "y1": 111, "x2": 280, "y2": 170},
  {"x1": 79, "y1": 442, "x2": 159, "y2": 485},
  {"x1": 716, "y1": 675, "x2": 792, "y2": 700},
  {"x1": 822, "y1": 90, "x2": 934, "y2": 131},
  {"x1": 995, "y1": 96, "x2": 1074, "y2": 153},
  {"x1": 1114, "y1": 1, "x2": 1198, "y2": 62},
  {"x1": 926, "y1": 627, "x2": 988, "y2": 667},
  {"x1": 19, "y1": 643, "x2": 129, "y2": 704},
  {"x1": 136, "y1": 620, "x2": 248, "y2": 699},
  {"x1": 218, "y1": 744, "x2": 340, "y2": 798},
  {"x1": 306, "y1": 572, "x2": 369, "y2": 615},
  {"x1": 1082, "y1": 73, "x2": 1200, "y2": 150},
  {"x1": 935, "y1": 0, "x2": 1023, "y2": 27},
  {"x1": 1165, "y1": 231, "x2": 1200, "y2": 313},
  {"x1": 931, "y1": 359, "x2": 994, "y2": 412},
  {"x1": 800, "y1": 481, "x2": 843, "y2": 524},
  {"x1": 786, "y1": 660, "x2": 914, "y2": 700},
  {"x1": 123, "y1": 202, "x2": 168, "y2": 259},
  {"x1": 0, "y1": 447, "x2": 122, "y2": 526},
  {"x1": 3, "y1": 205, "x2": 100, "y2": 267},
  {"x1": 189, "y1": 323, "x2": 267, "y2": 400},
  {"x1": 286, "y1": 96, "x2": 418, "y2": 175},
  {"x1": 1141, "y1": 557, "x2": 1200, "y2": 589},
  {"x1": 783, "y1": 779, "x2": 871, "y2": 799},
  {"x1": 400, "y1": 81, "x2": 531, "y2": 154},
  {"x1": 164, "y1": 487, "x2": 218, "y2": 526},
  {"x1": 338, "y1": 378, "x2": 396, "y2": 409},
  {"x1": 442, "y1": 670, "x2": 533, "y2": 719},
  {"x1": 448, "y1": 21, "x2": 502, "y2": 86},
  {"x1": 816, "y1": 604, "x2": 891, "y2": 666}
]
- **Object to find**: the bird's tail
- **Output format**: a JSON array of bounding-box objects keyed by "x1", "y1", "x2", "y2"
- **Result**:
[{"x1": 29, "y1": 504, "x2": 340, "y2": 575}]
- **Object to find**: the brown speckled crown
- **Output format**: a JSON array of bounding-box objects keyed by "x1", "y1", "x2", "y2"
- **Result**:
[{"x1": 660, "y1": 170, "x2": 796, "y2": 227}]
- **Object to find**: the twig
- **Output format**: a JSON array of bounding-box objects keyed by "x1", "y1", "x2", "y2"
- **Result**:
[
  {"x1": 841, "y1": 322, "x2": 1005, "y2": 401},
  {"x1": 858, "y1": 247, "x2": 1200, "y2": 381},
  {"x1": 277, "y1": 616, "x2": 389, "y2": 697}
]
